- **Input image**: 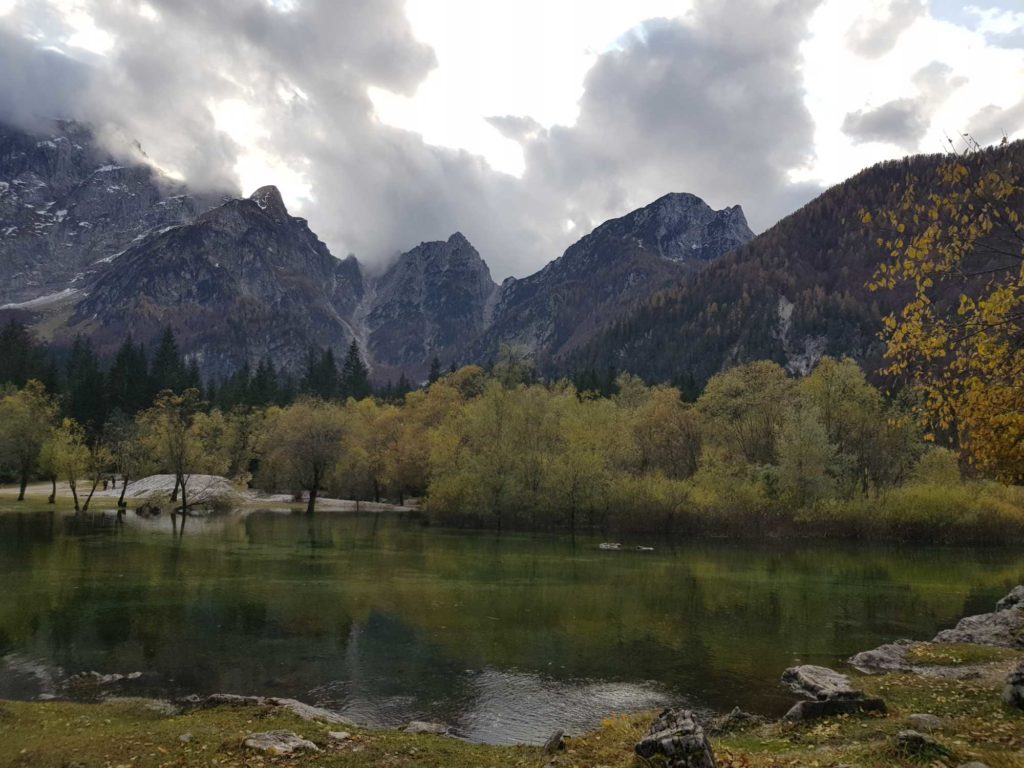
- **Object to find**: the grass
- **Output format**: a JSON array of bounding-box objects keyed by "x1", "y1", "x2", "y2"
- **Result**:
[
  {"x1": 2, "y1": 647, "x2": 1022, "y2": 768},
  {"x1": 904, "y1": 642, "x2": 1018, "y2": 667}
]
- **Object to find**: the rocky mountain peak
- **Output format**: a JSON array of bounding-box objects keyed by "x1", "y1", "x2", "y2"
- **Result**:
[{"x1": 249, "y1": 185, "x2": 289, "y2": 220}]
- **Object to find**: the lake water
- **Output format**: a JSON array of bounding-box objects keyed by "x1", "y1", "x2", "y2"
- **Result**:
[{"x1": 1, "y1": 504, "x2": 1022, "y2": 744}]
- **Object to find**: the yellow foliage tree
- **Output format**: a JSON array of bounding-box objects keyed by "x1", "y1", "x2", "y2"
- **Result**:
[{"x1": 869, "y1": 148, "x2": 1024, "y2": 480}]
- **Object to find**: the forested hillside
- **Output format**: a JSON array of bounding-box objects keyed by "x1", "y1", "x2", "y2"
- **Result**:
[{"x1": 571, "y1": 141, "x2": 1024, "y2": 387}]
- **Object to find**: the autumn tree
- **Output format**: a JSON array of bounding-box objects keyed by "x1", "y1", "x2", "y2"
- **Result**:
[
  {"x1": 870, "y1": 147, "x2": 1024, "y2": 480},
  {"x1": 140, "y1": 389, "x2": 206, "y2": 513},
  {"x1": 0, "y1": 380, "x2": 59, "y2": 499},
  {"x1": 261, "y1": 398, "x2": 347, "y2": 514}
]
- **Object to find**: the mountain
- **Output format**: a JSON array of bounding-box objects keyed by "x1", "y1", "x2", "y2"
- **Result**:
[
  {"x1": 363, "y1": 232, "x2": 498, "y2": 377},
  {"x1": 0, "y1": 120, "x2": 219, "y2": 306},
  {"x1": 0, "y1": 121, "x2": 759, "y2": 383},
  {"x1": 67, "y1": 185, "x2": 364, "y2": 378},
  {"x1": 570, "y1": 140, "x2": 1024, "y2": 388},
  {"x1": 471, "y1": 193, "x2": 753, "y2": 365}
]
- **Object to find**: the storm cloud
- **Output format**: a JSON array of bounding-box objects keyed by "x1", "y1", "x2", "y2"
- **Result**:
[{"x1": 0, "y1": 0, "x2": 825, "y2": 277}]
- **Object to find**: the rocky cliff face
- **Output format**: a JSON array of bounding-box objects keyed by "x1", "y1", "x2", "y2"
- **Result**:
[
  {"x1": 472, "y1": 193, "x2": 753, "y2": 365},
  {"x1": 365, "y1": 232, "x2": 497, "y2": 375},
  {"x1": 0, "y1": 120, "x2": 218, "y2": 306},
  {"x1": 68, "y1": 185, "x2": 364, "y2": 378},
  {"x1": 0, "y1": 121, "x2": 756, "y2": 382}
]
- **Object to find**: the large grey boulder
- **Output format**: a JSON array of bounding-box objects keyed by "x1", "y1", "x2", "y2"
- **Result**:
[
  {"x1": 242, "y1": 730, "x2": 318, "y2": 755},
  {"x1": 1003, "y1": 662, "x2": 1024, "y2": 709},
  {"x1": 933, "y1": 586, "x2": 1024, "y2": 648},
  {"x1": 634, "y1": 709, "x2": 716, "y2": 768},
  {"x1": 781, "y1": 665, "x2": 886, "y2": 721}
]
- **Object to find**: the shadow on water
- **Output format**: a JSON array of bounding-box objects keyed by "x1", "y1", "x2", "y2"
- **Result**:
[{"x1": 0, "y1": 505, "x2": 1022, "y2": 744}]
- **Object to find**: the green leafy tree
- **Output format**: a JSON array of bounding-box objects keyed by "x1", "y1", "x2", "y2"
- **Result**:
[{"x1": 0, "y1": 380, "x2": 59, "y2": 499}]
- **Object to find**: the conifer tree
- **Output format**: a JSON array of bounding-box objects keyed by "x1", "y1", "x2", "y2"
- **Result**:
[{"x1": 340, "y1": 340, "x2": 371, "y2": 400}]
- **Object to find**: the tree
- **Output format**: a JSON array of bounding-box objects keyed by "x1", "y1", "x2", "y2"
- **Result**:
[
  {"x1": 149, "y1": 327, "x2": 186, "y2": 395},
  {"x1": 260, "y1": 398, "x2": 347, "y2": 514},
  {"x1": 140, "y1": 389, "x2": 206, "y2": 515},
  {"x1": 106, "y1": 411, "x2": 148, "y2": 508},
  {"x1": 302, "y1": 347, "x2": 339, "y2": 400},
  {"x1": 776, "y1": 406, "x2": 835, "y2": 508},
  {"x1": 106, "y1": 337, "x2": 151, "y2": 415},
  {"x1": 696, "y1": 361, "x2": 793, "y2": 465},
  {"x1": 0, "y1": 380, "x2": 59, "y2": 500},
  {"x1": 49, "y1": 418, "x2": 109, "y2": 512},
  {"x1": 428, "y1": 356, "x2": 442, "y2": 385},
  {"x1": 65, "y1": 336, "x2": 107, "y2": 435},
  {"x1": 340, "y1": 340, "x2": 371, "y2": 400},
  {"x1": 870, "y1": 148, "x2": 1024, "y2": 480}
]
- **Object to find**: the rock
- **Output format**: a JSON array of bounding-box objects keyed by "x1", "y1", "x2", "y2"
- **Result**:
[
  {"x1": 404, "y1": 720, "x2": 448, "y2": 735},
  {"x1": 103, "y1": 696, "x2": 179, "y2": 716},
  {"x1": 784, "y1": 698, "x2": 886, "y2": 721},
  {"x1": 893, "y1": 729, "x2": 945, "y2": 756},
  {"x1": 932, "y1": 587, "x2": 1024, "y2": 648},
  {"x1": 197, "y1": 693, "x2": 353, "y2": 725},
  {"x1": 780, "y1": 665, "x2": 886, "y2": 721},
  {"x1": 995, "y1": 585, "x2": 1024, "y2": 611},
  {"x1": 782, "y1": 665, "x2": 861, "y2": 700},
  {"x1": 907, "y1": 713, "x2": 943, "y2": 732},
  {"x1": 1003, "y1": 662, "x2": 1024, "y2": 709},
  {"x1": 542, "y1": 729, "x2": 565, "y2": 755},
  {"x1": 178, "y1": 733, "x2": 193, "y2": 743},
  {"x1": 242, "y1": 730, "x2": 318, "y2": 755},
  {"x1": 327, "y1": 731, "x2": 351, "y2": 742},
  {"x1": 634, "y1": 709, "x2": 716, "y2": 768},
  {"x1": 849, "y1": 640, "x2": 915, "y2": 674},
  {"x1": 707, "y1": 707, "x2": 770, "y2": 735}
]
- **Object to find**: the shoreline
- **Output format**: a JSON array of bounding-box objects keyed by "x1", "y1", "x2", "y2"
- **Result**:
[{"x1": 2, "y1": 588, "x2": 1022, "y2": 766}]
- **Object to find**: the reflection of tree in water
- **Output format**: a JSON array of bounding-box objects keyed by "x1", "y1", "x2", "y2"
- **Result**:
[{"x1": 0, "y1": 509, "x2": 1021, "y2": 728}]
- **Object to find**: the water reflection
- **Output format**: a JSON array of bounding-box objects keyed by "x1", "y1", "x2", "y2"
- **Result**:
[{"x1": 0, "y1": 506, "x2": 1022, "y2": 744}]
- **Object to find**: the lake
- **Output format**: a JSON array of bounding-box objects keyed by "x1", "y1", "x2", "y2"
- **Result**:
[{"x1": 1, "y1": 504, "x2": 1022, "y2": 744}]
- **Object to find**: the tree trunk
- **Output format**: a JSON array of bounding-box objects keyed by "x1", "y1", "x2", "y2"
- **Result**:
[
  {"x1": 373, "y1": 479, "x2": 381, "y2": 503},
  {"x1": 179, "y1": 473, "x2": 187, "y2": 515},
  {"x1": 48, "y1": 476, "x2": 56, "y2": 504},
  {"x1": 117, "y1": 473, "x2": 129, "y2": 508},
  {"x1": 171, "y1": 474, "x2": 180, "y2": 502},
  {"x1": 81, "y1": 476, "x2": 101, "y2": 512},
  {"x1": 306, "y1": 468, "x2": 320, "y2": 516},
  {"x1": 70, "y1": 481, "x2": 80, "y2": 512},
  {"x1": 17, "y1": 469, "x2": 27, "y2": 501}
]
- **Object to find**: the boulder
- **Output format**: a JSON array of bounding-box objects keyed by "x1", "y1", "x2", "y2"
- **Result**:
[
  {"x1": 897, "y1": 729, "x2": 937, "y2": 753},
  {"x1": 542, "y1": 729, "x2": 565, "y2": 755},
  {"x1": 634, "y1": 709, "x2": 716, "y2": 768},
  {"x1": 782, "y1": 665, "x2": 860, "y2": 700},
  {"x1": 196, "y1": 693, "x2": 353, "y2": 725},
  {"x1": 706, "y1": 707, "x2": 769, "y2": 735},
  {"x1": 242, "y1": 730, "x2": 318, "y2": 755},
  {"x1": 780, "y1": 665, "x2": 886, "y2": 721},
  {"x1": 1003, "y1": 662, "x2": 1024, "y2": 709},
  {"x1": 404, "y1": 721, "x2": 448, "y2": 735},
  {"x1": 933, "y1": 586, "x2": 1024, "y2": 648},
  {"x1": 995, "y1": 585, "x2": 1024, "y2": 611},
  {"x1": 327, "y1": 731, "x2": 351, "y2": 742},
  {"x1": 907, "y1": 713, "x2": 943, "y2": 732},
  {"x1": 849, "y1": 640, "x2": 915, "y2": 674}
]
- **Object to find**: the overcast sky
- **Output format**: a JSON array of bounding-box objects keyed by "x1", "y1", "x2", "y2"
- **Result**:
[{"x1": 2, "y1": 0, "x2": 1023, "y2": 279}]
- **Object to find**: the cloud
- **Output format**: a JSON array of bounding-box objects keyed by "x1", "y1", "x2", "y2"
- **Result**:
[
  {"x1": 842, "y1": 99, "x2": 927, "y2": 148},
  {"x1": 517, "y1": 0, "x2": 824, "y2": 233},
  {"x1": 841, "y1": 61, "x2": 965, "y2": 149},
  {"x1": 0, "y1": 0, "x2": 824, "y2": 278},
  {"x1": 846, "y1": 0, "x2": 926, "y2": 58}
]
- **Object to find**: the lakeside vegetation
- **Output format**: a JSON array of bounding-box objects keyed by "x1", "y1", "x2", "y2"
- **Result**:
[{"x1": 2, "y1": 340, "x2": 1023, "y2": 540}]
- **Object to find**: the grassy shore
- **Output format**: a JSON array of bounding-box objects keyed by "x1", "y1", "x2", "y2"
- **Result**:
[{"x1": 2, "y1": 645, "x2": 1021, "y2": 768}]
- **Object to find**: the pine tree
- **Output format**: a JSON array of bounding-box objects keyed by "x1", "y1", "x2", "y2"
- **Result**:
[
  {"x1": 150, "y1": 327, "x2": 185, "y2": 394},
  {"x1": 428, "y1": 356, "x2": 441, "y2": 384},
  {"x1": 339, "y1": 340, "x2": 371, "y2": 400},
  {"x1": 65, "y1": 336, "x2": 107, "y2": 435},
  {"x1": 107, "y1": 337, "x2": 150, "y2": 414}
]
